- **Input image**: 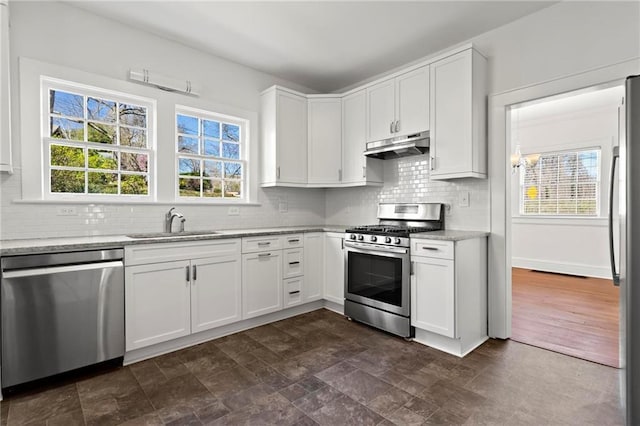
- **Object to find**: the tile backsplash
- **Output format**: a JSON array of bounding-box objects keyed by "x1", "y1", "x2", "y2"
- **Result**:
[
  {"x1": 0, "y1": 170, "x2": 325, "y2": 240},
  {"x1": 1, "y1": 154, "x2": 489, "y2": 240},
  {"x1": 325, "y1": 154, "x2": 490, "y2": 230}
]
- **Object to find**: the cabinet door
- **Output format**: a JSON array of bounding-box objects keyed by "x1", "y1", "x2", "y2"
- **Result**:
[
  {"x1": 429, "y1": 50, "x2": 472, "y2": 178},
  {"x1": 125, "y1": 260, "x2": 191, "y2": 350},
  {"x1": 191, "y1": 255, "x2": 242, "y2": 334},
  {"x1": 342, "y1": 89, "x2": 383, "y2": 185},
  {"x1": 411, "y1": 256, "x2": 456, "y2": 338},
  {"x1": 308, "y1": 98, "x2": 342, "y2": 185},
  {"x1": 303, "y1": 232, "x2": 323, "y2": 302},
  {"x1": 323, "y1": 233, "x2": 345, "y2": 305},
  {"x1": 284, "y1": 276, "x2": 303, "y2": 307},
  {"x1": 366, "y1": 79, "x2": 395, "y2": 143},
  {"x1": 242, "y1": 251, "x2": 283, "y2": 319},
  {"x1": 396, "y1": 66, "x2": 429, "y2": 136},
  {"x1": 277, "y1": 90, "x2": 308, "y2": 184}
]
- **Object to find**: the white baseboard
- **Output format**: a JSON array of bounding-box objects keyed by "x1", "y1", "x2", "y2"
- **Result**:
[
  {"x1": 512, "y1": 257, "x2": 611, "y2": 279},
  {"x1": 323, "y1": 299, "x2": 344, "y2": 315}
]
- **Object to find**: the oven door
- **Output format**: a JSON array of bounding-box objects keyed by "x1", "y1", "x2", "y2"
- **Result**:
[{"x1": 344, "y1": 241, "x2": 410, "y2": 316}]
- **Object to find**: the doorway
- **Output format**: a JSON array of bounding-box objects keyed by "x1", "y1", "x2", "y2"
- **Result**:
[{"x1": 508, "y1": 86, "x2": 623, "y2": 367}]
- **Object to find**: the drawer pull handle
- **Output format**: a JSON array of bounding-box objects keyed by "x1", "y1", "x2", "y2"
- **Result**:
[
  {"x1": 258, "y1": 253, "x2": 271, "y2": 258},
  {"x1": 289, "y1": 261, "x2": 300, "y2": 265},
  {"x1": 288, "y1": 239, "x2": 300, "y2": 243},
  {"x1": 422, "y1": 247, "x2": 439, "y2": 251},
  {"x1": 289, "y1": 290, "x2": 300, "y2": 295},
  {"x1": 258, "y1": 242, "x2": 271, "y2": 246}
]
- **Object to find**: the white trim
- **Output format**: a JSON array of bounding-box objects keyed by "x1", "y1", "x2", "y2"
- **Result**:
[
  {"x1": 511, "y1": 216, "x2": 607, "y2": 227},
  {"x1": 488, "y1": 57, "x2": 640, "y2": 339},
  {"x1": 512, "y1": 258, "x2": 611, "y2": 279}
]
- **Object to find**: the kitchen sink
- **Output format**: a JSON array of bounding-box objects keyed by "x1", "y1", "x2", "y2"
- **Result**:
[{"x1": 127, "y1": 231, "x2": 219, "y2": 239}]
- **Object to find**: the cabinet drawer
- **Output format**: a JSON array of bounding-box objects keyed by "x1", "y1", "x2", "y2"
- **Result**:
[
  {"x1": 411, "y1": 240, "x2": 453, "y2": 260},
  {"x1": 283, "y1": 248, "x2": 304, "y2": 278},
  {"x1": 125, "y1": 239, "x2": 241, "y2": 266},
  {"x1": 284, "y1": 276, "x2": 303, "y2": 307},
  {"x1": 242, "y1": 236, "x2": 282, "y2": 253},
  {"x1": 283, "y1": 234, "x2": 304, "y2": 249}
]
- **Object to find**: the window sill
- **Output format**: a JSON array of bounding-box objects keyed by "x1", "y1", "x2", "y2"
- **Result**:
[
  {"x1": 13, "y1": 198, "x2": 262, "y2": 207},
  {"x1": 512, "y1": 216, "x2": 607, "y2": 227}
]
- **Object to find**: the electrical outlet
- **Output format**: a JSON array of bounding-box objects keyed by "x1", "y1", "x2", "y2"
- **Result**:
[
  {"x1": 227, "y1": 207, "x2": 240, "y2": 216},
  {"x1": 56, "y1": 206, "x2": 77, "y2": 216},
  {"x1": 458, "y1": 192, "x2": 470, "y2": 207},
  {"x1": 279, "y1": 201, "x2": 288, "y2": 213}
]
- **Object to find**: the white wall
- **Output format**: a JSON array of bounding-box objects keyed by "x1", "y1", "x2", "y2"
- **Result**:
[
  {"x1": 510, "y1": 88, "x2": 622, "y2": 278},
  {"x1": 0, "y1": 1, "x2": 325, "y2": 240}
]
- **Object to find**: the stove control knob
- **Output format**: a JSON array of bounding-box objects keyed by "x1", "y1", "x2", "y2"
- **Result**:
[
  {"x1": 385, "y1": 237, "x2": 392, "y2": 243},
  {"x1": 350, "y1": 234, "x2": 357, "y2": 240},
  {"x1": 395, "y1": 238, "x2": 402, "y2": 244},
  {"x1": 370, "y1": 236, "x2": 377, "y2": 242},
  {"x1": 357, "y1": 235, "x2": 364, "y2": 241}
]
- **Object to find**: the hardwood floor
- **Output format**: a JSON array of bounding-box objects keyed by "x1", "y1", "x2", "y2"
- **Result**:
[{"x1": 511, "y1": 267, "x2": 620, "y2": 368}]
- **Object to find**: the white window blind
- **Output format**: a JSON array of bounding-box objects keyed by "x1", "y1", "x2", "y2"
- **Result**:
[{"x1": 520, "y1": 148, "x2": 600, "y2": 216}]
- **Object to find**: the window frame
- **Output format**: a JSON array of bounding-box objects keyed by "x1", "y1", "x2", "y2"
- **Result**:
[
  {"x1": 174, "y1": 105, "x2": 249, "y2": 203},
  {"x1": 518, "y1": 146, "x2": 601, "y2": 217},
  {"x1": 41, "y1": 77, "x2": 156, "y2": 202}
]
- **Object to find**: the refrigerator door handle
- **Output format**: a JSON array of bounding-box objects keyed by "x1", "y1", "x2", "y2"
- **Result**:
[{"x1": 609, "y1": 145, "x2": 620, "y2": 286}]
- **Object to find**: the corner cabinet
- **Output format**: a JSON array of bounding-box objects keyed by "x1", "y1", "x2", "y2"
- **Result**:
[
  {"x1": 124, "y1": 240, "x2": 242, "y2": 351},
  {"x1": 366, "y1": 66, "x2": 430, "y2": 143},
  {"x1": 260, "y1": 86, "x2": 308, "y2": 187},
  {"x1": 410, "y1": 237, "x2": 487, "y2": 357},
  {"x1": 342, "y1": 90, "x2": 383, "y2": 186},
  {"x1": 303, "y1": 232, "x2": 324, "y2": 302},
  {"x1": 323, "y1": 232, "x2": 345, "y2": 306},
  {"x1": 429, "y1": 48, "x2": 487, "y2": 180},
  {"x1": 307, "y1": 96, "x2": 342, "y2": 186}
]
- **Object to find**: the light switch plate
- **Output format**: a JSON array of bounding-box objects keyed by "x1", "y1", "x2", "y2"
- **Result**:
[
  {"x1": 228, "y1": 207, "x2": 240, "y2": 216},
  {"x1": 279, "y1": 202, "x2": 288, "y2": 213},
  {"x1": 458, "y1": 192, "x2": 470, "y2": 207}
]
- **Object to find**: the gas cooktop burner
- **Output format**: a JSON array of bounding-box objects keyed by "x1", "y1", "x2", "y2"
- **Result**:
[{"x1": 346, "y1": 225, "x2": 435, "y2": 236}]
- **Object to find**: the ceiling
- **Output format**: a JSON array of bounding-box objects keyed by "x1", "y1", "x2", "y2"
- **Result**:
[{"x1": 70, "y1": 1, "x2": 557, "y2": 93}]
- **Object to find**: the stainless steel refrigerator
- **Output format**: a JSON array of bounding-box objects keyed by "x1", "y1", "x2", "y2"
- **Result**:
[{"x1": 611, "y1": 74, "x2": 640, "y2": 425}]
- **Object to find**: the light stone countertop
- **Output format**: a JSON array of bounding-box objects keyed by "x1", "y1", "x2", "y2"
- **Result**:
[
  {"x1": 0, "y1": 226, "x2": 349, "y2": 256},
  {"x1": 0, "y1": 226, "x2": 489, "y2": 256},
  {"x1": 410, "y1": 230, "x2": 489, "y2": 241}
]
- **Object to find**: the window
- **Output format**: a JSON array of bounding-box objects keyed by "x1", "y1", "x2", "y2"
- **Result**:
[
  {"x1": 520, "y1": 148, "x2": 600, "y2": 216},
  {"x1": 176, "y1": 107, "x2": 246, "y2": 200},
  {"x1": 44, "y1": 80, "x2": 154, "y2": 198}
]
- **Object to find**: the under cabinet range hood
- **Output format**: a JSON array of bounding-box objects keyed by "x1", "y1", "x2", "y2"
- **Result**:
[{"x1": 364, "y1": 131, "x2": 430, "y2": 159}]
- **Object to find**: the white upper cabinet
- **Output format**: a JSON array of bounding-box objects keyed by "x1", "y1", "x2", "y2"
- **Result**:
[
  {"x1": 429, "y1": 48, "x2": 487, "y2": 180},
  {"x1": 307, "y1": 96, "x2": 342, "y2": 186},
  {"x1": 0, "y1": 2, "x2": 12, "y2": 173},
  {"x1": 260, "y1": 86, "x2": 308, "y2": 187},
  {"x1": 366, "y1": 65, "x2": 430, "y2": 143},
  {"x1": 342, "y1": 90, "x2": 383, "y2": 186}
]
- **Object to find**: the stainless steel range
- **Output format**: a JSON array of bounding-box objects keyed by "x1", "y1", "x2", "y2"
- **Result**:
[{"x1": 344, "y1": 203, "x2": 444, "y2": 338}]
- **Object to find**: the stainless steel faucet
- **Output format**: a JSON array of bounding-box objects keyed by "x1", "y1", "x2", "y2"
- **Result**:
[{"x1": 164, "y1": 207, "x2": 185, "y2": 233}]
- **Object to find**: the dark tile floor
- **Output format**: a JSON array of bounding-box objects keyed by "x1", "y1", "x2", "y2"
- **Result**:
[{"x1": 0, "y1": 309, "x2": 624, "y2": 425}]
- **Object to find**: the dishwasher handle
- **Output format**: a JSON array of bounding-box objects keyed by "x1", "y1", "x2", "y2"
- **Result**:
[
  {"x1": 1, "y1": 248, "x2": 123, "y2": 271},
  {"x1": 1, "y1": 261, "x2": 123, "y2": 279}
]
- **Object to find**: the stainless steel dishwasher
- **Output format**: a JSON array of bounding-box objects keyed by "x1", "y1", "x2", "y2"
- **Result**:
[{"x1": 1, "y1": 249, "x2": 124, "y2": 388}]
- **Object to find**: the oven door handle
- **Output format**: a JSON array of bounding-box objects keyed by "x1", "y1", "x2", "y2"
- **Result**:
[{"x1": 344, "y1": 242, "x2": 408, "y2": 256}]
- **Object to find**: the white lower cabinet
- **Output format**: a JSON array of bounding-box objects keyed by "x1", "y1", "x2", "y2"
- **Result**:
[
  {"x1": 242, "y1": 250, "x2": 283, "y2": 319},
  {"x1": 284, "y1": 276, "x2": 304, "y2": 307},
  {"x1": 323, "y1": 232, "x2": 345, "y2": 305},
  {"x1": 410, "y1": 237, "x2": 487, "y2": 357},
  {"x1": 124, "y1": 239, "x2": 242, "y2": 351},
  {"x1": 191, "y1": 255, "x2": 242, "y2": 334},
  {"x1": 303, "y1": 233, "x2": 323, "y2": 302}
]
